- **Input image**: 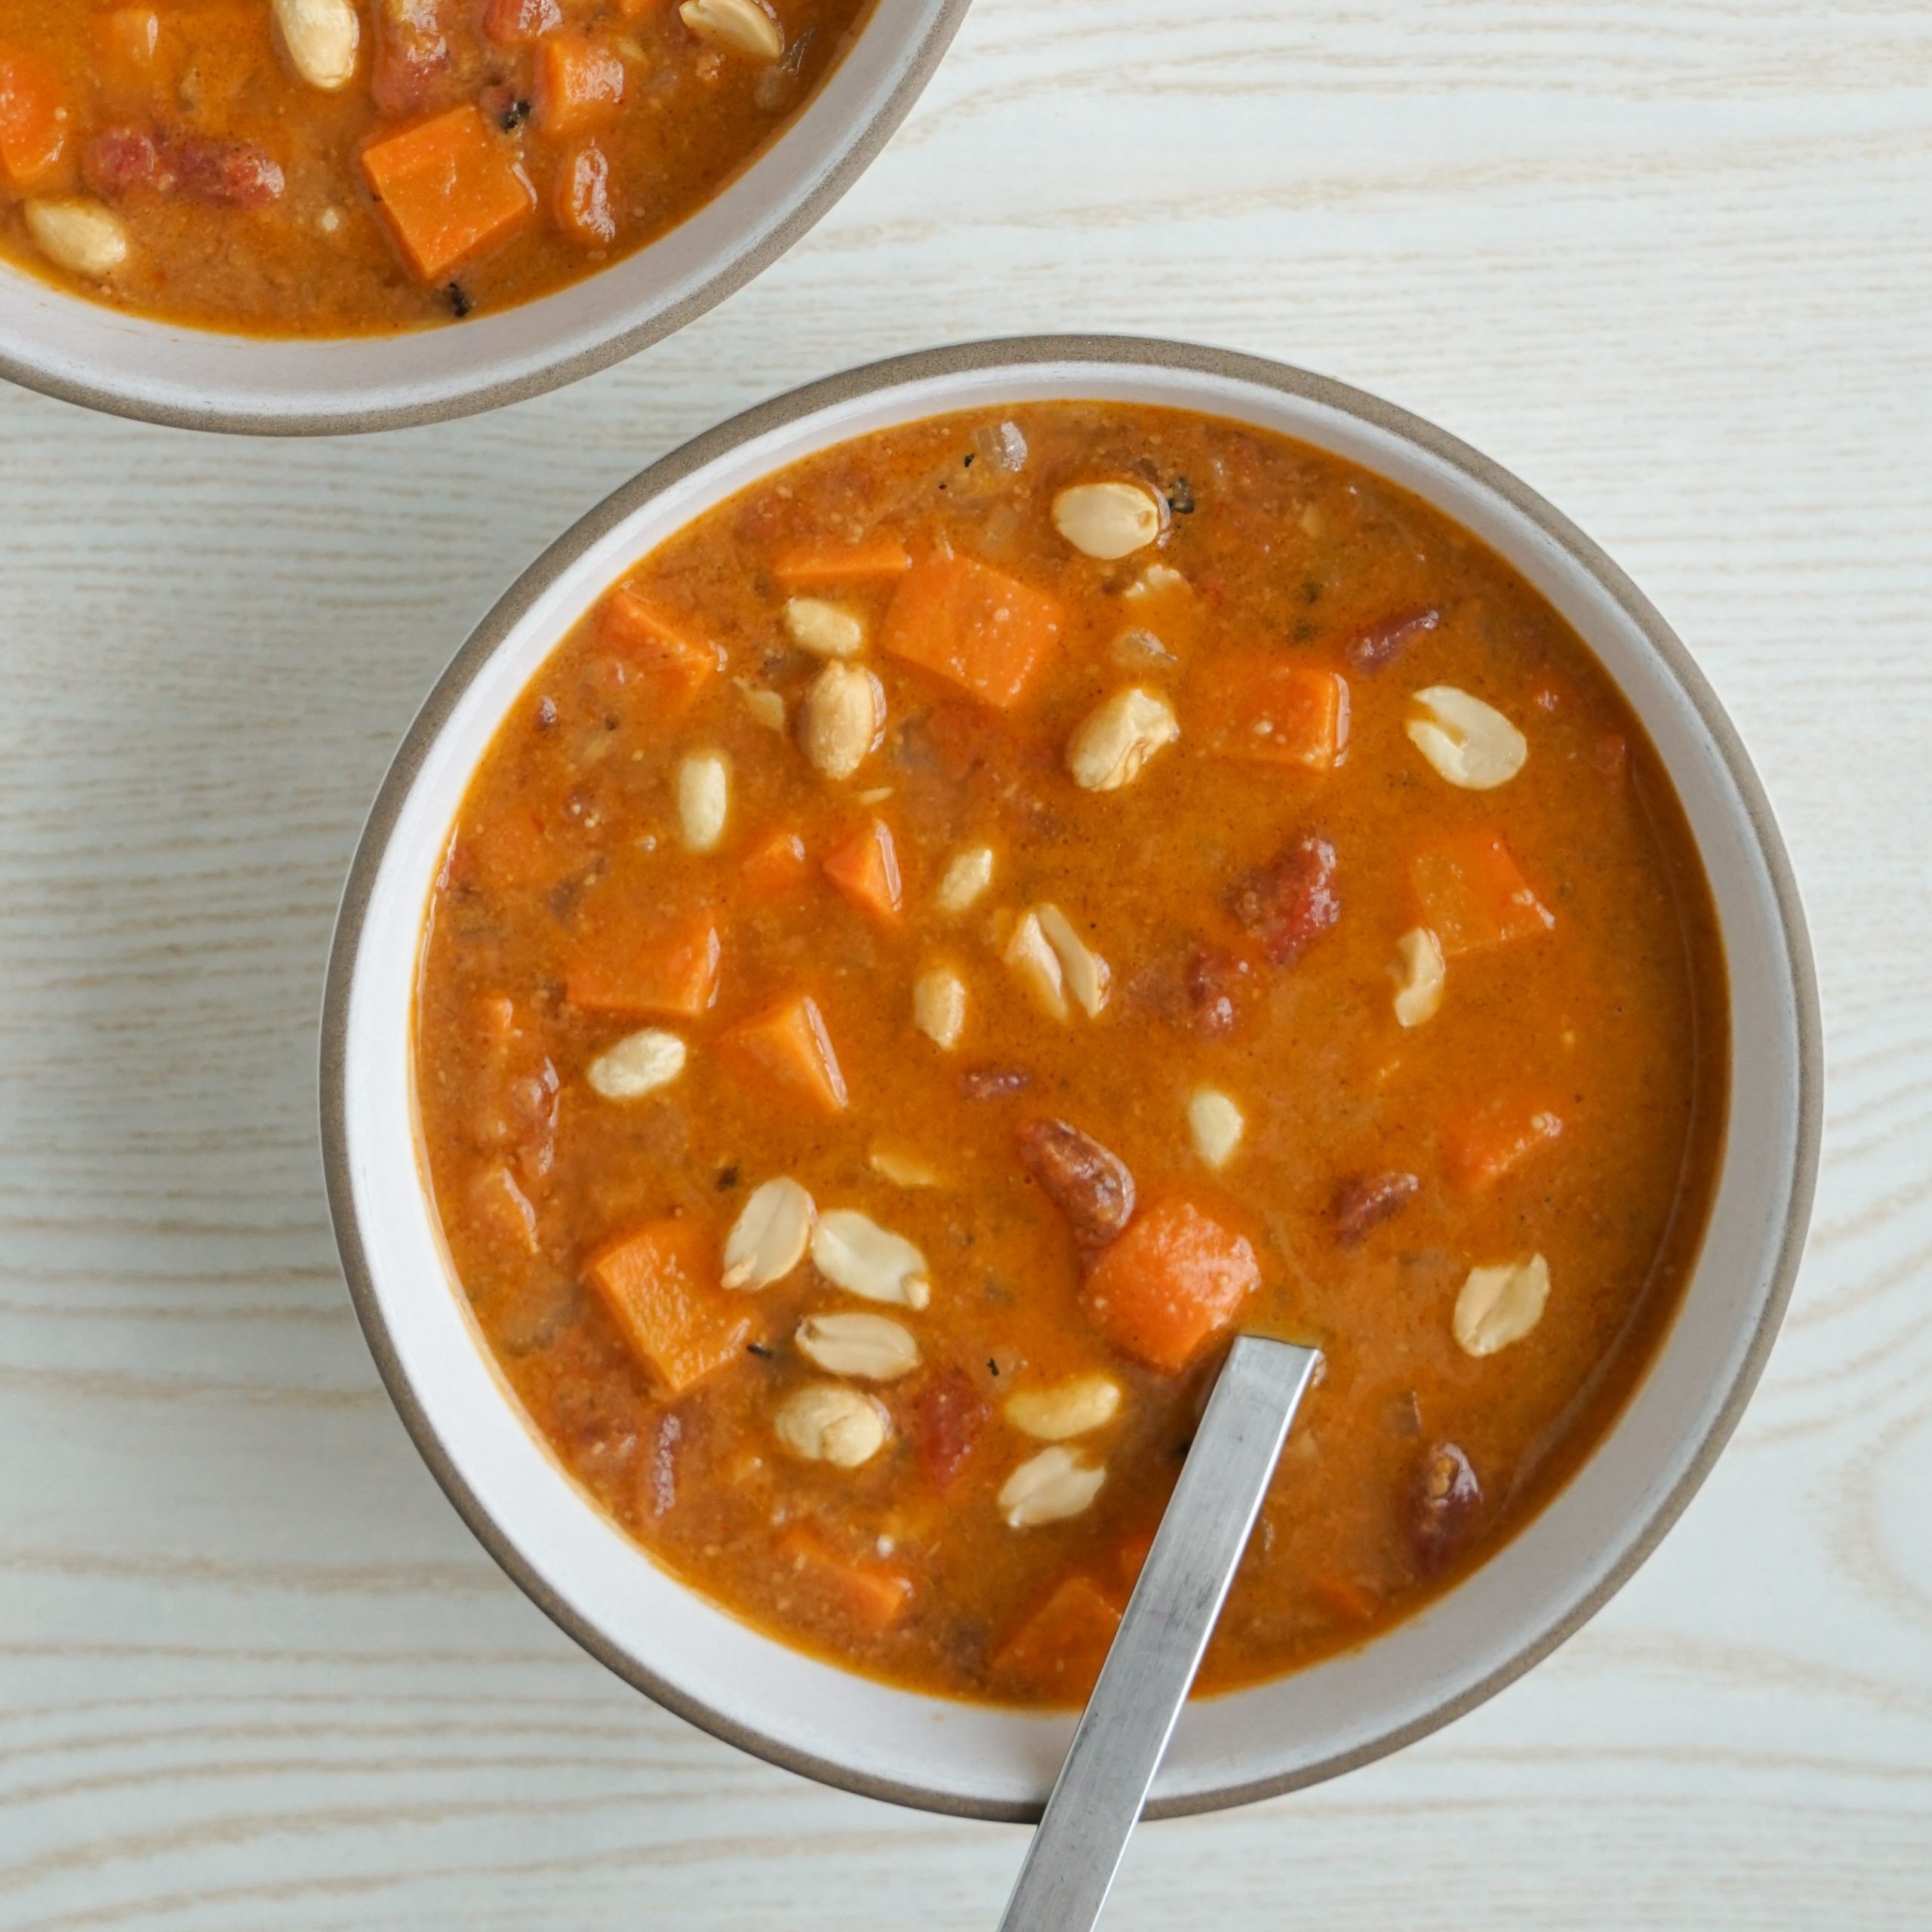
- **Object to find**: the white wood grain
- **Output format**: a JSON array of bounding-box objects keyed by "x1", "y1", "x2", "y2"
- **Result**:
[{"x1": 2, "y1": 0, "x2": 1929, "y2": 1923}]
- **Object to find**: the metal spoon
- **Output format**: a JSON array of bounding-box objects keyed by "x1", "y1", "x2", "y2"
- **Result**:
[{"x1": 996, "y1": 1334, "x2": 1320, "y2": 1932}]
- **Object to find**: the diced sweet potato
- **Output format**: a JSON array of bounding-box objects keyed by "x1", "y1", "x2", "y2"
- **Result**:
[
  {"x1": 585, "y1": 1219, "x2": 752, "y2": 1395},
  {"x1": 361, "y1": 106, "x2": 536, "y2": 281},
  {"x1": 1196, "y1": 655, "x2": 1349, "y2": 771},
  {"x1": 992, "y1": 1576, "x2": 1122, "y2": 1702},
  {"x1": 596, "y1": 588, "x2": 721, "y2": 712},
  {"x1": 719, "y1": 992, "x2": 848, "y2": 1112},
  {"x1": 773, "y1": 537, "x2": 912, "y2": 585},
  {"x1": 533, "y1": 35, "x2": 624, "y2": 137},
  {"x1": 743, "y1": 826, "x2": 811, "y2": 900},
  {"x1": 482, "y1": 0, "x2": 562, "y2": 47},
  {"x1": 879, "y1": 555, "x2": 1064, "y2": 710},
  {"x1": 467, "y1": 800, "x2": 571, "y2": 894},
  {"x1": 565, "y1": 904, "x2": 721, "y2": 1017},
  {"x1": 1443, "y1": 1095, "x2": 1564, "y2": 1190},
  {"x1": 552, "y1": 140, "x2": 616, "y2": 248},
  {"x1": 0, "y1": 50, "x2": 69, "y2": 189},
  {"x1": 1081, "y1": 1196, "x2": 1260, "y2": 1374},
  {"x1": 777, "y1": 1529, "x2": 915, "y2": 1631},
  {"x1": 1410, "y1": 829, "x2": 1554, "y2": 956},
  {"x1": 823, "y1": 819, "x2": 903, "y2": 921}
]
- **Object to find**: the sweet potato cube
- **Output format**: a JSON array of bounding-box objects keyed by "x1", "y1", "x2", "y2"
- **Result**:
[
  {"x1": 482, "y1": 0, "x2": 563, "y2": 48},
  {"x1": 777, "y1": 1530, "x2": 915, "y2": 1632},
  {"x1": 823, "y1": 819, "x2": 903, "y2": 921},
  {"x1": 992, "y1": 1576, "x2": 1123, "y2": 1702},
  {"x1": 1081, "y1": 1196, "x2": 1260, "y2": 1374},
  {"x1": 1197, "y1": 656, "x2": 1349, "y2": 771},
  {"x1": 585, "y1": 1219, "x2": 751, "y2": 1395},
  {"x1": 0, "y1": 50, "x2": 69, "y2": 189},
  {"x1": 773, "y1": 537, "x2": 912, "y2": 586},
  {"x1": 743, "y1": 827, "x2": 811, "y2": 900},
  {"x1": 361, "y1": 106, "x2": 536, "y2": 281},
  {"x1": 467, "y1": 800, "x2": 570, "y2": 894},
  {"x1": 1411, "y1": 829, "x2": 1554, "y2": 957},
  {"x1": 720, "y1": 992, "x2": 848, "y2": 1112},
  {"x1": 533, "y1": 35, "x2": 625, "y2": 137},
  {"x1": 1444, "y1": 1094, "x2": 1564, "y2": 1190},
  {"x1": 565, "y1": 904, "x2": 721, "y2": 1017},
  {"x1": 596, "y1": 589, "x2": 721, "y2": 713},
  {"x1": 880, "y1": 555, "x2": 1064, "y2": 710}
]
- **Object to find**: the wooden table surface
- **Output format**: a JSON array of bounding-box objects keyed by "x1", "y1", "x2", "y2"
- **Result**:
[{"x1": 3, "y1": 2, "x2": 1929, "y2": 1924}]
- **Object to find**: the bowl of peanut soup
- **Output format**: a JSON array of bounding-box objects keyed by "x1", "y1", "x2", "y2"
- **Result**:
[
  {"x1": 322, "y1": 336, "x2": 1820, "y2": 1816},
  {"x1": 0, "y1": 0, "x2": 968, "y2": 432}
]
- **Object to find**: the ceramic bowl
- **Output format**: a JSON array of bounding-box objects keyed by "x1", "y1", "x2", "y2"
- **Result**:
[
  {"x1": 321, "y1": 336, "x2": 1820, "y2": 1819},
  {"x1": 0, "y1": 1, "x2": 970, "y2": 435}
]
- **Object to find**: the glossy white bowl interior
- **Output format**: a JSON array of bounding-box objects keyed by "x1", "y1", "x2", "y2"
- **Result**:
[
  {"x1": 0, "y1": 0, "x2": 966, "y2": 434},
  {"x1": 325, "y1": 340, "x2": 1818, "y2": 1820}
]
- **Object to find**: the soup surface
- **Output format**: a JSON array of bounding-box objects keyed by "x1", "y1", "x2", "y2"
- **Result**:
[
  {"x1": 0, "y1": 0, "x2": 867, "y2": 334},
  {"x1": 414, "y1": 401, "x2": 1728, "y2": 1706}
]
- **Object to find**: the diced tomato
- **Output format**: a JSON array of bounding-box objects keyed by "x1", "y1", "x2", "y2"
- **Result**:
[
  {"x1": 823, "y1": 819, "x2": 903, "y2": 921},
  {"x1": 1196, "y1": 655, "x2": 1349, "y2": 771},
  {"x1": 912, "y1": 1365, "x2": 988, "y2": 1492},
  {"x1": 879, "y1": 554, "x2": 1065, "y2": 710},
  {"x1": 0, "y1": 50, "x2": 69, "y2": 190},
  {"x1": 1443, "y1": 1094, "x2": 1564, "y2": 1190},
  {"x1": 584, "y1": 1219, "x2": 752, "y2": 1395},
  {"x1": 596, "y1": 588, "x2": 721, "y2": 712},
  {"x1": 1081, "y1": 1196, "x2": 1260, "y2": 1374},
  {"x1": 482, "y1": 0, "x2": 562, "y2": 47},
  {"x1": 552, "y1": 140, "x2": 616, "y2": 247},
  {"x1": 361, "y1": 106, "x2": 535, "y2": 281},
  {"x1": 992, "y1": 1576, "x2": 1122, "y2": 1701},
  {"x1": 534, "y1": 35, "x2": 625, "y2": 137},
  {"x1": 772, "y1": 537, "x2": 912, "y2": 585},
  {"x1": 1410, "y1": 829, "x2": 1554, "y2": 956},
  {"x1": 719, "y1": 992, "x2": 848, "y2": 1112},
  {"x1": 776, "y1": 1529, "x2": 915, "y2": 1631},
  {"x1": 743, "y1": 827, "x2": 811, "y2": 900},
  {"x1": 565, "y1": 904, "x2": 721, "y2": 1018}
]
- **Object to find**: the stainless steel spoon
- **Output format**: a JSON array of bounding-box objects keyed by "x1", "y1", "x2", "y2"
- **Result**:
[{"x1": 996, "y1": 1334, "x2": 1320, "y2": 1932}]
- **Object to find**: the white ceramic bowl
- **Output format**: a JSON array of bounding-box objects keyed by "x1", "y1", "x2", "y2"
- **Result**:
[
  {"x1": 321, "y1": 337, "x2": 1821, "y2": 1820},
  {"x1": 0, "y1": 2, "x2": 969, "y2": 435}
]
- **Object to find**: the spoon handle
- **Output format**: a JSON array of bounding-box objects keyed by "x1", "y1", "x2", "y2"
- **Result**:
[{"x1": 996, "y1": 1334, "x2": 1319, "y2": 1932}]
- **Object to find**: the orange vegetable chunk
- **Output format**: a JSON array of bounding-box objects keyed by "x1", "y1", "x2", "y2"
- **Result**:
[
  {"x1": 823, "y1": 819, "x2": 903, "y2": 921},
  {"x1": 596, "y1": 588, "x2": 721, "y2": 712},
  {"x1": 1197, "y1": 656, "x2": 1350, "y2": 770},
  {"x1": 773, "y1": 537, "x2": 913, "y2": 585},
  {"x1": 720, "y1": 992, "x2": 849, "y2": 1112},
  {"x1": 565, "y1": 904, "x2": 721, "y2": 1017},
  {"x1": 880, "y1": 554, "x2": 1065, "y2": 710},
  {"x1": 0, "y1": 50, "x2": 69, "y2": 190},
  {"x1": 1444, "y1": 1094, "x2": 1564, "y2": 1190},
  {"x1": 534, "y1": 35, "x2": 625, "y2": 137},
  {"x1": 777, "y1": 1530, "x2": 915, "y2": 1631},
  {"x1": 585, "y1": 1220, "x2": 752, "y2": 1395},
  {"x1": 482, "y1": 0, "x2": 563, "y2": 48},
  {"x1": 993, "y1": 1576, "x2": 1123, "y2": 1701},
  {"x1": 552, "y1": 140, "x2": 617, "y2": 248},
  {"x1": 1081, "y1": 1196, "x2": 1260, "y2": 1374},
  {"x1": 743, "y1": 827, "x2": 811, "y2": 900},
  {"x1": 1410, "y1": 829, "x2": 1554, "y2": 957},
  {"x1": 361, "y1": 106, "x2": 536, "y2": 281}
]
